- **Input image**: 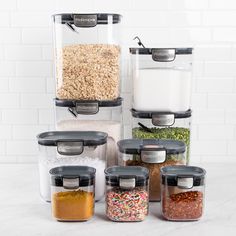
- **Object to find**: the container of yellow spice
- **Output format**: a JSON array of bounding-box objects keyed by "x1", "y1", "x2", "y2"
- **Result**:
[{"x1": 49, "y1": 166, "x2": 96, "y2": 221}]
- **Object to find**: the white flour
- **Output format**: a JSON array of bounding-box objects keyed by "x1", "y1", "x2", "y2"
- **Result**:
[
  {"x1": 39, "y1": 156, "x2": 106, "y2": 202},
  {"x1": 133, "y1": 68, "x2": 192, "y2": 112}
]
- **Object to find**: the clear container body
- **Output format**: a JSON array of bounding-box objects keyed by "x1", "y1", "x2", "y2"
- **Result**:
[
  {"x1": 38, "y1": 143, "x2": 106, "y2": 202},
  {"x1": 119, "y1": 152, "x2": 186, "y2": 201},
  {"x1": 131, "y1": 116, "x2": 191, "y2": 164},
  {"x1": 105, "y1": 185, "x2": 149, "y2": 222},
  {"x1": 51, "y1": 185, "x2": 95, "y2": 221},
  {"x1": 53, "y1": 14, "x2": 122, "y2": 101},
  {"x1": 161, "y1": 185, "x2": 205, "y2": 221},
  {"x1": 130, "y1": 48, "x2": 193, "y2": 112},
  {"x1": 55, "y1": 105, "x2": 122, "y2": 167}
]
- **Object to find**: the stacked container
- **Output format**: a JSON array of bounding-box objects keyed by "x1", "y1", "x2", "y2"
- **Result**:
[
  {"x1": 52, "y1": 13, "x2": 123, "y2": 168},
  {"x1": 37, "y1": 131, "x2": 107, "y2": 202},
  {"x1": 129, "y1": 47, "x2": 193, "y2": 165},
  {"x1": 118, "y1": 139, "x2": 186, "y2": 201}
]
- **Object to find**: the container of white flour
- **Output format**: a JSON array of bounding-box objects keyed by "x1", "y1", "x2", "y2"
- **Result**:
[
  {"x1": 37, "y1": 131, "x2": 108, "y2": 202},
  {"x1": 130, "y1": 47, "x2": 193, "y2": 112},
  {"x1": 55, "y1": 98, "x2": 123, "y2": 167}
]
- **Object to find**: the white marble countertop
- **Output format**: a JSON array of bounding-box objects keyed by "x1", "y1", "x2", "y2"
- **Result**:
[{"x1": 0, "y1": 163, "x2": 236, "y2": 236}]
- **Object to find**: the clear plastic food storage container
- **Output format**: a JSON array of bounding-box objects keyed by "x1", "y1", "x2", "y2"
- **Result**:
[
  {"x1": 37, "y1": 131, "x2": 107, "y2": 202},
  {"x1": 118, "y1": 139, "x2": 186, "y2": 201},
  {"x1": 131, "y1": 109, "x2": 191, "y2": 164},
  {"x1": 53, "y1": 13, "x2": 122, "y2": 101},
  {"x1": 105, "y1": 166, "x2": 149, "y2": 222},
  {"x1": 161, "y1": 166, "x2": 206, "y2": 221},
  {"x1": 55, "y1": 97, "x2": 123, "y2": 167},
  {"x1": 50, "y1": 166, "x2": 95, "y2": 221},
  {"x1": 130, "y1": 47, "x2": 193, "y2": 112}
]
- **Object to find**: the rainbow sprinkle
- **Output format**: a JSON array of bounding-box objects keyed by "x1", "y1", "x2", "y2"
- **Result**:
[{"x1": 106, "y1": 187, "x2": 149, "y2": 222}]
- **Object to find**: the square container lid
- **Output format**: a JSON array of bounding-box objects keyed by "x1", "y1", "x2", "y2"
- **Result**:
[
  {"x1": 161, "y1": 165, "x2": 206, "y2": 188},
  {"x1": 37, "y1": 131, "x2": 108, "y2": 146},
  {"x1": 50, "y1": 166, "x2": 96, "y2": 188},
  {"x1": 105, "y1": 166, "x2": 149, "y2": 188},
  {"x1": 129, "y1": 48, "x2": 193, "y2": 62},
  {"x1": 131, "y1": 109, "x2": 192, "y2": 126},
  {"x1": 53, "y1": 13, "x2": 122, "y2": 25},
  {"x1": 55, "y1": 97, "x2": 122, "y2": 115},
  {"x1": 118, "y1": 139, "x2": 186, "y2": 155}
]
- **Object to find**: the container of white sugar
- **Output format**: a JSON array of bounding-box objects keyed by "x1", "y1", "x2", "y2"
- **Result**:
[
  {"x1": 37, "y1": 131, "x2": 107, "y2": 202},
  {"x1": 129, "y1": 47, "x2": 193, "y2": 112},
  {"x1": 55, "y1": 98, "x2": 123, "y2": 167}
]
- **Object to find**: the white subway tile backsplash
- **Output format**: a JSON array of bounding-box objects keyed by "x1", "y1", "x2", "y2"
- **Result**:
[
  {"x1": 192, "y1": 93, "x2": 208, "y2": 109},
  {"x1": 194, "y1": 45, "x2": 231, "y2": 61},
  {"x1": 132, "y1": 0, "x2": 168, "y2": 10},
  {"x1": 228, "y1": 141, "x2": 236, "y2": 155},
  {"x1": 0, "y1": 0, "x2": 16, "y2": 10},
  {"x1": 0, "y1": 125, "x2": 12, "y2": 140},
  {"x1": 208, "y1": 94, "x2": 236, "y2": 108},
  {"x1": 0, "y1": 62, "x2": 15, "y2": 76},
  {"x1": 193, "y1": 109, "x2": 225, "y2": 124},
  {"x1": 22, "y1": 28, "x2": 52, "y2": 44},
  {"x1": 38, "y1": 109, "x2": 54, "y2": 124},
  {"x1": 0, "y1": 94, "x2": 19, "y2": 108},
  {"x1": 0, "y1": 141, "x2": 6, "y2": 155},
  {"x1": 198, "y1": 125, "x2": 234, "y2": 140},
  {"x1": 42, "y1": 46, "x2": 53, "y2": 60},
  {"x1": 0, "y1": 28, "x2": 21, "y2": 44},
  {"x1": 209, "y1": 0, "x2": 236, "y2": 9},
  {"x1": 12, "y1": 125, "x2": 48, "y2": 140},
  {"x1": 9, "y1": 78, "x2": 46, "y2": 93},
  {"x1": 2, "y1": 109, "x2": 38, "y2": 124},
  {"x1": 0, "y1": 79, "x2": 9, "y2": 93},
  {"x1": 11, "y1": 12, "x2": 51, "y2": 27},
  {"x1": 16, "y1": 62, "x2": 52, "y2": 77},
  {"x1": 4, "y1": 46, "x2": 42, "y2": 61},
  {"x1": 205, "y1": 62, "x2": 236, "y2": 77},
  {"x1": 168, "y1": 0, "x2": 208, "y2": 10},
  {"x1": 196, "y1": 78, "x2": 235, "y2": 93},
  {"x1": 225, "y1": 110, "x2": 236, "y2": 124},
  {"x1": 21, "y1": 94, "x2": 54, "y2": 108},
  {"x1": 0, "y1": 12, "x2": 10, "y2": 27},
  {"x1": 213, "y1": 28, "x2": 236, "y2": 42},
  {"x1": 6, "y1": 140, "x2": 37, "y2": 155},
  {"x1": 191, "y1": 140, "x2": 227, "y2": 155},
  {"x1": 203, "y1": 12, "x2": 236, "y2": 26}
]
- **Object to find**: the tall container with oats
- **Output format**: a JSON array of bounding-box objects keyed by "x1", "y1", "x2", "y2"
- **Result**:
[{"x1": 52, "y1": 13, "x2": 122, "y2": 101}]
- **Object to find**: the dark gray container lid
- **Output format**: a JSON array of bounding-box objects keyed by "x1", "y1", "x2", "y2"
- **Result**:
[
  {"x1": 55, "y1": 97, "x2": 123, "y2": 116},
  {"x1": 161, "y1": 165, "x2": 206, "y2": 187},
  {"x1": 118, "y1": 139, "x2": 186, "y2": 155},
  {"x1": 129, "y1": 47, "x2": 193, "y2": 55},
  {"x1": 131, "y1": 109, "x2": 192, "y2": 119},
  {"x1": 105, "y1": 166, "x2": 149, "y2": 187},
  {"x1": 55, "y1": 97, "x2": 123, "y2": 108},
  {"x1": 50, "y1": 166, "x2": 96, "y2": 187},
  {"x1": 53, "y1": 13, "x2": 122, "y2": 25},
  {"x1": 37, "y1": 131, "x2": 108, "y2": 146}
]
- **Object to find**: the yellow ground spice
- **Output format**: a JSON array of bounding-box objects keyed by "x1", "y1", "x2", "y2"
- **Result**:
[{"x1": 52, "y1": 189, "x2": 94, "y2": 221}]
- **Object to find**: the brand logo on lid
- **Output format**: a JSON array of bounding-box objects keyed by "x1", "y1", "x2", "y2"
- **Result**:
[
  {"x1": 74, "y1": 15, "x2": 97, "y2": 27},
  {"x1": 152, "y1": 49, "x2": 176, "y2": 62},
  {"x1": 152, "y1": 114, "x2": 175, "y2": 126}
]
